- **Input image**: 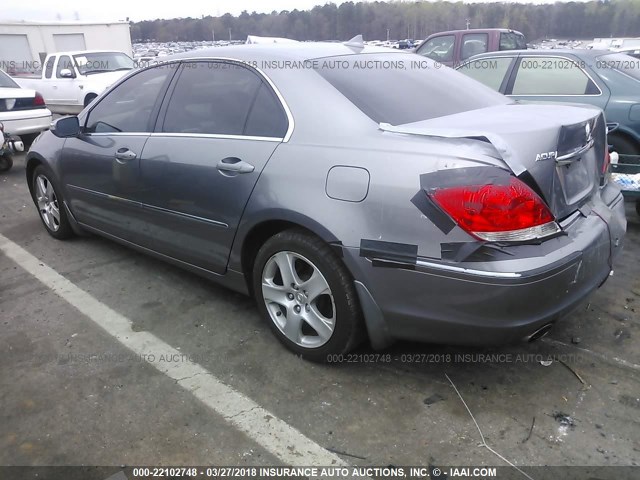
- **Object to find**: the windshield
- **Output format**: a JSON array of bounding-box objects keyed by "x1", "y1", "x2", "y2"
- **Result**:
[
  {"x1": 73, "y1": 52, "x2": 134, "y2": 75},
  {"x1": 596, "y1": 53, "x2": 640, "y2": 81},
  {"x1": 315, "y1": 54, "x2": 511, "y2": 125},
  {"x1": 0, "y1": 70, "x2": 19, "y2": 88}
]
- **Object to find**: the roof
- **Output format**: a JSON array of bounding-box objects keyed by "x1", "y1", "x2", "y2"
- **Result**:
[
  {"x1": 426, "y1": 28, "x2": 522, "y2": 37},
  {"x1": 469, "y1": 49, "x2": 618, "y2": 60},
  {"x1": 167, "y1": 42, "x2": 403, "y2": 62},
  {"x1": 48, "y1": 50, "x2": 131, "y2": 56}
]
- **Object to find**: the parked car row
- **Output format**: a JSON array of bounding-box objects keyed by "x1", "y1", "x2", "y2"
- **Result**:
[{"x1": 457, "y1": 49, "x2": 640, "y2": 155}]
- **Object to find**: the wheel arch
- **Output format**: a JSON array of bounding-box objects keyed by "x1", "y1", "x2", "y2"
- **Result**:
[
  {"x1": 83, "y1": 92, "x2": 99, "y2": 107},
  {"x1": 25, "y1": 153, "x2": 46, "y2": 198},
  {"x1": 233, "y1": 211, "x2": 345, "y2": 291}
]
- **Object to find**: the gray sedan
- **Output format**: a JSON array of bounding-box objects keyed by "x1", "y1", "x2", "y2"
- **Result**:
[{"x1": 26, "y1": 43, "x2": 626, "y2": 361}]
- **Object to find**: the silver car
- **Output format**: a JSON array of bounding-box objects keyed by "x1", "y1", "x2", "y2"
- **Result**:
[{"x1": 26, "y1": 43, "x2": 626, "y2": 362}]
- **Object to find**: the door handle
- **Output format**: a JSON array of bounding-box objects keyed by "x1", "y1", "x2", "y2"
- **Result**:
[
  {"x1": 216, "y1": 157, "x2": 255, "y2": 175},
  {"x1": 114, "y1": 148, "x2": 137, "y2": 163}
]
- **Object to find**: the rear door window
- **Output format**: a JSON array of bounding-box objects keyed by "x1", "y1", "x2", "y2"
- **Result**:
[
  {"x1": 511, "y1": 57, "x2": 599, "y2": 95},
  {"x1": 162, "y1": 61, "x2": 287, "y2": 138},
  {"x1": 457, "y1": 57, "x2": 514, "y2": 91}
]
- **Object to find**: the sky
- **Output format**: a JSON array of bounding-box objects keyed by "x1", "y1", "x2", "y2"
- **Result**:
[{"x1": 1, "y1": 0, "x2": 593, "y2": 23}]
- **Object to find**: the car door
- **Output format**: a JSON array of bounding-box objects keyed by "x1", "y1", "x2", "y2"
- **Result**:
[
  {"x1": 138, "y1": 60, "x2": 290, "y2": 274},
  {"x1": 50, "y1": 55, "x2": 78, "y2": 106},
  {"x1": 416, "y1": 35, "x2": 456, "y2": 66},
  {"x1": 505, "y1": 55, "x2": 610, "y2": 111},
  {"x1": 60, "y1": 64, "x2": 177, "y2": 242},
  {"x1": 459, "y1": 33, "x2": 489, "y2": 64}
]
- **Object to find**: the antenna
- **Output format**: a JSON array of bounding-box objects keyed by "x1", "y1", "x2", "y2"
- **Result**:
[{"x1": 344, "y1": 34, "x2": 364, "y2": 49}]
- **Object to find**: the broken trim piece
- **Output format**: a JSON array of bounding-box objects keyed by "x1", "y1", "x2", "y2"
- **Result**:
[{"x1": 379, "y1": 122, "x2": 527, "y2": 176}]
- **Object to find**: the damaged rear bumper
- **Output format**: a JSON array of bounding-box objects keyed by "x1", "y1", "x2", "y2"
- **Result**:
[{"x1": 344, "y1": 187, "x2": 626, "y2": 349}]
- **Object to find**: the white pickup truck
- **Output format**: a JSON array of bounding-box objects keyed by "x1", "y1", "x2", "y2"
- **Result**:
[{"x1": 13, "y1": 51, "x2": 135, "y2": 114}]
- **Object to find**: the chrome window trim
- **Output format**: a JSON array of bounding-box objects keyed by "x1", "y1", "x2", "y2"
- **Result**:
[
  {"x1": 508, "y1": 55, "x2": 603, "y2": 97},
  {"x1": 84, "y1": 131, "x2": 282, "y2": 143},
  {"x1": 148, "y1": 132, "x2": 282, "y2": 142},
  {"x1": 154, "y1": 56, "x2": 295, "y2": 142},
  {"x1": 82, "y1": 56, "x2": 295, "y2": 142},
  {"x1": 83, "y1": 132, "x2": 150, "y2": 137}
]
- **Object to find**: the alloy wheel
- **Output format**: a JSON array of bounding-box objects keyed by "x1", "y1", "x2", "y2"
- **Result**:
[
  {"x1": 35, "y1": 174, "x2": 61, "y2": 232},
  {"x1": 261, "y1": 251, "x2": 336, "y2": 348}
]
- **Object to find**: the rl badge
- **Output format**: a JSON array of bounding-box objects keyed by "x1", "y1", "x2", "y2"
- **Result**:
[{"x1": 535, "y1": 151, "x2": 558, "y2": 161}]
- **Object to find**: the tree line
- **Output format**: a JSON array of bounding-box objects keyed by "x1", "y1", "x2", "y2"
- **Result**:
[{"x1": 130, "y1": 1, "x2": 640, "y2": 44}]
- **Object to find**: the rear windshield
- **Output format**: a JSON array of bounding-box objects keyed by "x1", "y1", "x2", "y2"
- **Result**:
[
  {"x1": 315, "y1": 54, "x2": 511, "y2": 125},
  {"x1": 596, "y1": 53, "x2": 640, "y2": 81},
  {"x1": 0, "y1": 70, "x2": 19, "y2": 88}
]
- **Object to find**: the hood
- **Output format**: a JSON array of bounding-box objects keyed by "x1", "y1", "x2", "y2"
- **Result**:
[{"x1": 82, "y1": 70, "x2": 132, "y2": 89}]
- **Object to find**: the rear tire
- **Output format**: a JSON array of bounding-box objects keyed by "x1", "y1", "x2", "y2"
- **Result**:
[
  {"x1": 0, "y1": 155, "x2": 13, "y2": 172},
  {"x1": 31, "y1": 165, "x2": 74, "y2": 240},
  {"x1": 252, "y1": 229, "x2": 363, "y2": 362}
]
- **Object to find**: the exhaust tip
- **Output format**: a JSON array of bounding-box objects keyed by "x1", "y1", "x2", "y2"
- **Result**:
[{"x1": 527, "y1": 323, "x2": 553, "y2": 343}]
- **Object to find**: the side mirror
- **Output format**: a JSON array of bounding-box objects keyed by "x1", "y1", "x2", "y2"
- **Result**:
[
  {"x1": 59, "y1": 68, "x2": 75, "y2": 78},
  {"x1": 51, "y1": 116, "x2": 80, "y2": 138}
]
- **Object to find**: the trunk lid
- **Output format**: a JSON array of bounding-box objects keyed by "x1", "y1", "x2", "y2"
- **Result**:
[
  {"x1": 0, "y1": 87, "x2": 38, "y2": 112},
  {"x1": 381, "y1": 103, "x2": 606, "y2": 220}
]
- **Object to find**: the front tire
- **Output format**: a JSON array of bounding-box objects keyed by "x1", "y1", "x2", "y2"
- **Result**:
[
  {"x1": 84, "y1": 94, "x2": 98, "y2": 108},
  {"x1": 252, "y1": 229, "x2": 363, "y2": 362},
  {"x1": 31, "y1": 165, "x2": 74, "y2": 239}
]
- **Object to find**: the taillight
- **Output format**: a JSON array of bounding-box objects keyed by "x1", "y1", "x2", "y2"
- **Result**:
[
  {"x1": 430, "y1": 176, "x2": 560, "y2": 242},
  {"x1": 33, "y1": 92, "x2": 45, "y2": 106}
]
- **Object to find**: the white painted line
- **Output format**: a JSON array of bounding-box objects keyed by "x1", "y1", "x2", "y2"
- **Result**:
[{"x1": 0, "y1": 233, "x2": 347, "y2": 468}]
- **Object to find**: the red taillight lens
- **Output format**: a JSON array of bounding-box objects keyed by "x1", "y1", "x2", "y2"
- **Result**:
[
  {"x1": 430, "y1": 176, "x2": 559, "y2": 242},
  {"x1": 33, "y1": 92, "x2": 45, "y2": 106}
]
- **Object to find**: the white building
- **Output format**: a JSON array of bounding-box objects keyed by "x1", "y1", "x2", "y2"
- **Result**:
[{"x1": 0, "y1": 20, "x2": 132, "y2": 74}]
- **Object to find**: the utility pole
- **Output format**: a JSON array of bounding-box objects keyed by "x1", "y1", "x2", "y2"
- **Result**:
[
  {"x1": 466, "y1": 19, "x2": 470, "y2": 30},
  {"x1": 387, "y1": 28, "x2": 390, "y2": 42},
  {"x1": 229, "y1": 28, "x2": 232, "y2": 41}
]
